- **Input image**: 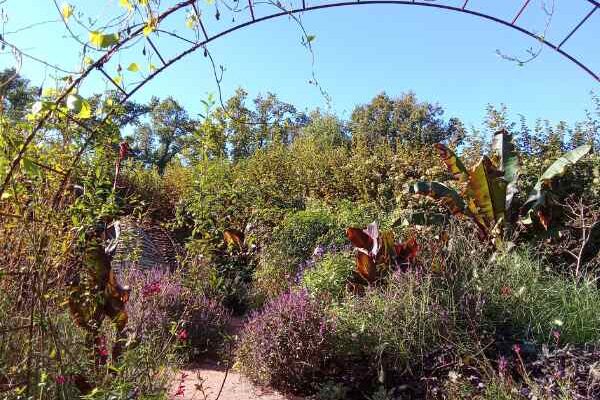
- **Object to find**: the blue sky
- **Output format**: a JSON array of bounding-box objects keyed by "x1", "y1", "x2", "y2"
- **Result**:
[{"x1": 1, "y1": 0, "x2": 599, "y2": 130}]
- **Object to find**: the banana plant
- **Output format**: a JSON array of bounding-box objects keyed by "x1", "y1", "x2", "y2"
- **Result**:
[
  {"x1": 520, "y1": 144, "x2": 592, "y2": 229},
  {"x1": 410, "y1": 129, "x2": 591, "y2": 238},
  {"x1": 346, "y1": 221, "x2": 418, "y2": 287},
  {"x1": 68, "y1": 223, "x2": 130, "y2": 364}
]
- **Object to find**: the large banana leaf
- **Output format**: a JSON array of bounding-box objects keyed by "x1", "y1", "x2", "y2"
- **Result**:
[
  {"x1": 491, "y1": 130, "x2": 519, "y2": 211},
  {"x1": 410, "y1": 181, "x2": 466, "y2": 215},
  {"x1": 466, "y1": 156, "x2": 506, "y2": 230},
  {"x1": 521, "y1": 145, "x2": 592, "y2": 217},
  {"x1": 434, "y1": 143, "x2": 469, "y2": 182}
]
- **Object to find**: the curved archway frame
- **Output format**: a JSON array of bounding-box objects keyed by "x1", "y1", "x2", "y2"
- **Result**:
[{"x1": 0, "y1": 0, "x2": 598, "y2": 198}]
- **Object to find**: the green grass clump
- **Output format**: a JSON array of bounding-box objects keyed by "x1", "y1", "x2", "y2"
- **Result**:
[
  {"x1": 302, "y1": 253, "x2": 354, "y2": 300},
  {"x1": 479, "y1": 249, "x2": 600, "y2": 344},
  {"x1": 332, "y1": 271, "x2": 465, "y2": 375}
]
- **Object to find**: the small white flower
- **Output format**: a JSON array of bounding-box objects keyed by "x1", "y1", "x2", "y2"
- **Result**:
[
  {"x1": 552, "y1": 319, "x2": 564, "y2": 327},
  {"x1": 517, "y1": 286, "x2": 526, "y2": 297},
  {"x1": 448, "y1": 371, "x2": 460, "y2": 383}
]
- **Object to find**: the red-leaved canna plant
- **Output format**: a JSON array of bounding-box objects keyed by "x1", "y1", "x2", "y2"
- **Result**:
[{"x1": 346, "y1": 222, "x2": 419, "y2": 287}]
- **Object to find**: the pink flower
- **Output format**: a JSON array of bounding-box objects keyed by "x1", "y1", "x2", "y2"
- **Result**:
[
  {"x1": 512, "y1": 344, "x2": 521, "y2": 355},
  {"x1": 497, "y1": 356, "x2": 508, "y2": 375},
  {"x1": 55, "y1": 375, "x2": 67, "y2": 385}
]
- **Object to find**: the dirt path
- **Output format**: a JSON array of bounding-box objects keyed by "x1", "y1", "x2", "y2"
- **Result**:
[
  {"x1": 171, "y1": 317, "x2": 302, "y2": 400},
  {"x1": 173, "y1": 362, "x2": 300, "y2": 400}
]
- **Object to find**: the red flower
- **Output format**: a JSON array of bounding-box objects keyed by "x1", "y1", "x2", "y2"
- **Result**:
[
  {"x1": 118, "y1": 141, "x2": 130, "y2": 162},
  {"x1": 95, "y1": 336, "x2": 109, "y2": 364},
  {"x1": 177, "y1": 329, "x2": 188, "y2": 341},
  {"x1": 142, "y1": 281, "x2": 161, "y2": 298},
  {"x1": 55, "y1": 375, "x2": 67, "y2": 385}
]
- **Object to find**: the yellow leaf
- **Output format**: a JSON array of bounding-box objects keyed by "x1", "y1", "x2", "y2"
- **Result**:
[
  {"x1": 143, "y1": 17, "x2": 157, "y2": 36},
  {"x1": 149, "y1": 64, "x2": 157, "y2": 73},
  {"x1": 61, "y1": 3, "x2": 74, "y2": 22},
  {"x1": 186, "y1": 14, "x2": 198, "y2": 29},
  {"x1": 89, "y1": 31, "x2": 119, "y2": 48},
  {"x1": 84, "y1": 56, "x2": 94, "y2": 66},
  {"x1": 77, "y1": 99, "x2": 92, "y2": 119},
  {"x1": 113, "y1": 75, "x2": 123, "y2": 86},
  {"x1": 127, "y1": 63, "x2": 139, "y2": 72},
  {"x1": 138, "y1": 0, "x2": 149, "y2": 5},
  {"x1": 119, "y1": 0, "x2": 133, "y2": 11}
]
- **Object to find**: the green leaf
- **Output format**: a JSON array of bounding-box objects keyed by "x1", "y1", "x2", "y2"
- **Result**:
[
  {"x1": 22, "y1": 158, "x2": 41, "y2": 177},
  {"x1": 410, "y1": 181, "x2": 466, "y2": 216},
  {"x1": 522, "y1": 145, "x2": 592, "y2": 215},
  {"x1": 66, "y1": 94, "x2": 91, "y2": 119},
  {"x1": 581, "y1": 220, "x2": 600, "y2": 266},
  {"x1": 491, "y1": 129, "x2": 519, "y2": 211},
  {"x1": 89, "y1": 31, "x2": 119, "y2": 48},
  {"x1": 126, "y1": 62, "x2": 140, "y2": 72},
  {"x1": 66, "y1": 94, "x2": 83, "y2": 113},
  {"x1": 434, "y1": 143, "x2": 468, "y2": 182},
  {"x1": 535, "y1": 145, "x2": 592, "y2": 190},
  {"x1": 306, "y1": 35, "x2": 316, "y2": 43}
]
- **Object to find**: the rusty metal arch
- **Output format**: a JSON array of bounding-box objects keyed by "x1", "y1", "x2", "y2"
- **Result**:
[{"x1": 0, "y1": 0, "x2": 598, "y2": 197}]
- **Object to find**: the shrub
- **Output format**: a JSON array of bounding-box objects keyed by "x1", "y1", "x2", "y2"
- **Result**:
[
  {"x1": 302, "y1": 253, "x2": 355, "y2": 300},
  {"x1": 332, "y1": 271, "x2": 464, "y2": 378},
  {"x1": 236, "y1": 290, "x2": 335, "y2": 394},
  {"x1": 121, "y1": 268, "x2": 230, "y2": 360},
  {"x1": 252, "y1": 208, "x2": 335, "y2": 303},
  {"x1": 273, "y1": 208, "x2": 335, "y2": 262},
  {"x1": 477, "y1": 249, "x2": 600, "y2": 344}
]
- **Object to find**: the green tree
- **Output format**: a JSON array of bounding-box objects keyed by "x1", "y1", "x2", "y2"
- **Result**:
[
  {"x1": 0, "y1": 68, "x2": 38, "y2": 120},
  {"x1": 350, "y1": 92, "x2": 464, "y2": 148},
  {"x1": 212, "y1": 88, "x2": 307, "y2": 160},
  {"x1": 132, "y1": 97, "x2": 197, "y2": 174}
]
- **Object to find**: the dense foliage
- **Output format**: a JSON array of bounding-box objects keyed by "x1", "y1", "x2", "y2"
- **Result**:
[{"x1": 1, "y1": 61, "x2": 600, "y2": 399}]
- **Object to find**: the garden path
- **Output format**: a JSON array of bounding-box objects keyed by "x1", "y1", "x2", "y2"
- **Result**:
[{"x1": 172, "y1": 317, "x2": 302, "y2": 400}]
